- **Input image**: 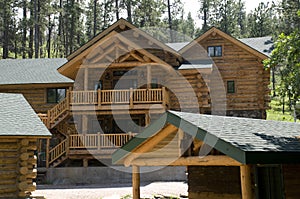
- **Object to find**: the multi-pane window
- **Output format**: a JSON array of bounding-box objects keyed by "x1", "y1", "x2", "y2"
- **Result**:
[
  {"x1": 208, "y1": 46, "x2": 222, "y2": 57},
  {"x1": 227, "y1": 80, "x2": 235, "y2": 94},
  {"x1": 47, "y1": 88, "x2": 66, "y2": 103}
]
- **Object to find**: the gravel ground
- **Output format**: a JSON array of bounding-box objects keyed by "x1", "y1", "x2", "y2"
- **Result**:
[{"x1": 32, "y1": 182, "x2": 188, "y2": 199}]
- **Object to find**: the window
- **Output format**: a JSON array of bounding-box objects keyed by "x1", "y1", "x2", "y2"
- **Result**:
[
  {"x1": 227, "y1": 81, "x2": 235, "y2": 94},
  {"x1": 151, "y1": 78, "x2": 158, "y2": 88},
  {"x1": 47, "y1": 88, "x2": 66, "y2": 103},
  {"x1": 208, "y1": 46, "x2": 222, "y2": 57}
]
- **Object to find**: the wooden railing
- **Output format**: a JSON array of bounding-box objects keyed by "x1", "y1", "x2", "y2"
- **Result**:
[
  {"x1": 70, "y1": 91, "x2": 98, "y2": 105},
  {"x1": 49, "y1": 138, "x2": 68, "y2": 165},
  {"x1": 38, "y1": 113, "x2": 48, "y2": 126},
  {"x1": 69, "y1": 133, "x2": 135, "y2": 149},
  {"x1": 69, "y1": 87, "x2": 168, "y2": 106},
  {"x1": 48, "y1": 97, "x2": 69, "y2": 125}
]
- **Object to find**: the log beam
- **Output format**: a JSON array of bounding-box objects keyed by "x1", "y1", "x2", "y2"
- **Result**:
[
  {"x1": 240, "y1": 165, "x2": 253, "y2": 199},
  {"x1": 130, "y1": 156, "x2": 242, "y2": 167}
]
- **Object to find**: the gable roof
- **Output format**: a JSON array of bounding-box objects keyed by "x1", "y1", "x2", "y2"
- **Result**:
[
  {"x1": 179, "y1": 27, "x2": 269, "y2": 60},
  {"x1": 0, "y1": 93, "x2": 51, "y2": 137},
  {"x1": 0, "y1": 58, "x2": 73, "y2": 85},
  {"x1": 239, "y1": 36, "x2": 274, "y2": 57},
  {"x1": 113, "y1": 111, "x2": 300, "y2": 165},
  {"x1": 60, "y1": 19, "x2": 181, "y2": 78},
  {"x1": 67, "y1": 18, "x2": 180, "y2": 61}
]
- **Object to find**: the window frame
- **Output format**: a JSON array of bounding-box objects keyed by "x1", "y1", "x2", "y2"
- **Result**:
[
  {"x1": 227, "y1": 80, "x2": 235, "y2": 94},
  {"x1": 207, "y1": 46, "x2": 223, "y2": 57},
  {"x1": 46, "y1": 88, "x2": 67, "y2": 103}
]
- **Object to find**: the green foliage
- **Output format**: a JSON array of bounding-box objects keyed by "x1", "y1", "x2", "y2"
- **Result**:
[
  {"x1": 267, "y1": 97, "x2": 300, "y2": 122},
  {"x1": 247, "y1": 2, "x2": 273, "y2": 37},
  {"x1": 264, "y1": 12, "x2": 300, "y2": 120}
]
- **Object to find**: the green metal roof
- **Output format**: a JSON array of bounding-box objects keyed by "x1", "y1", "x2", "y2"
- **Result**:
[
  {"x1": 0, "y1": 93, "x2": 51, "y2": 137},
  {"x1": 112, "y1": 111, "x2": 300, "y2": 165},
  {"x1": 0, "y1": 58, "x2": 73, "y2": 85}
]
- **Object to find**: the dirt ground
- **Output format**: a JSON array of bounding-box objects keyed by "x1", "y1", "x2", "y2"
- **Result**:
[{"x1": 32, "y1": 181, "x2": 188, "y2": 199}]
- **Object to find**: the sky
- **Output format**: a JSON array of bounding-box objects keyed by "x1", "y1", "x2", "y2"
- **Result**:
[{"x1": 182, "y1": 0, "x2": 273, "y2": 27}]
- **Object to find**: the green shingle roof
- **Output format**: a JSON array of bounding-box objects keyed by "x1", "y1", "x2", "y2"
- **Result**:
[
  {"x1": 113, "y1": 111, "x2": 300, "y2": 165},
  {"x1": 0, "y1": 93, "x2": 51, "y2": 137},
  {"x1": 0, "y1": 58, "x2": 73, "y2": 85}
]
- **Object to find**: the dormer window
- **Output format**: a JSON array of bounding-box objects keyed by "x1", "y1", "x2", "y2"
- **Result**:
[{"x1": 208, "y1": 46, "x2": 222, "y2": 57}]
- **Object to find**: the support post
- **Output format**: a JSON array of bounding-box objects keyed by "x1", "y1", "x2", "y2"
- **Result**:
[
  {"x1": 98, "y1": 89, "x2": 101, "y2": 108},
  {"x1": 83, "y1": 159, "x2": 88, "y2": 168},
  {"x1": 84, "y1": 67, "x2": 89, "y2": 90},
  {"x1": 240, "y1": 165, "x2": 253, "y2": 199},
  {"x1": 132, "y1": 165, "x2": 140, "y2": 199},
  {"x1": 145, "y1": 113, "x2": 150, "y2": 127},
  {"x1": 46, "y1": 138, "x2": 50, "y2": 168},
  {"x1": 130, "y1": 88, "x2": 134, "y2": 109},
  {"x1": 147, "y1": 65, "x2": 151, "y2": 89},
  {"x1": 82, "y1": 115, "x2": 88, "y2": 134}
]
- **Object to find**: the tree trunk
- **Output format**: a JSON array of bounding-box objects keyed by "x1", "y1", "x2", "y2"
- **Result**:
[
  {"x1": 93, "y1": 0, "x2": 97, "y2": 36},
  {"x1": 47, "y1": 15, "x2": 52, "y2": 58},
  {"x1": 2, "y1": 3, "x2": 9, "y2": 59},
  {"x1": 34, "y1": 0, "x2": 39, "y2": 58},
  {"x1": 115, "y1": 0, "x2": 119, "y2": 20},
  {"x1": 167, "y1": 0, "x2": 173, "y2": 42},
  {"x1": 126, "y1": 0, "x2": 132, "y2": 23},
  {"x1": 22, "y1": 0, "x2": 27, "y2": 58}
]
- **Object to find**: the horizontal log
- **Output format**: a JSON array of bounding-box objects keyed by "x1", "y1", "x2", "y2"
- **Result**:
[
  {"x1": 0, "y1": 157, "x2": 18, "y2": 164},
  {"x1": 0, "y1": 185, "x2": 17, "y2": 194},
  {"x1": 0, "y1": 171, "x2": 17, "y2": 179},
  {"x1": 130, "y1": 156, "x2": 242, "y2": 166},
  {"x1": 20, "y1": 167, "x2": 29, "y2": 175}
]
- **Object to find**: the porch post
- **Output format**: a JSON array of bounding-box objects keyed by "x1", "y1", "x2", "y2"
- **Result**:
[
  {"x1": 46, "y1": 138, "x2": 50, "y2": 168},
  {"x1": 84, "y1": 67, "x2": 89, "y2": 90},
  {"x1": 132, "y1": 165, "x2": 140, "y2": 199},
  {"x1": 147, "y1": 65, "x2": 151, "y2": 89},
  {"x1": 240, "y1": 165, "x2": 253, "y2": 199}
]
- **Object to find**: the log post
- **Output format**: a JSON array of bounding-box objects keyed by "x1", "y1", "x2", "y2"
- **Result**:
[
  {"x1": 130, "y1": 88, "x2": 134, "y2": 109},
  {"x1": 46, "y1": 138, "x2": 50, "y2": 168},
  {"x1": 98, "y1": 89, "x2": 101, "y2": 108},
  {"x1": 132, "y1": 165, "x2": 140, "y2": 199},
  {"x1": 240, "y1": 165, "x2": 253, "y2": 199},
  {"x1": 147, "y1": 65, "x2": 151, "y2": 89},
  {"x1": 145, "y1": 113, "x2": 150, "y2": 127}
]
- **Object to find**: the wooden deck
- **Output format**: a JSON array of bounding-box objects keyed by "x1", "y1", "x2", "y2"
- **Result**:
[{"x1": 46, "y1": 133, "x2": 135, "y2": 167}]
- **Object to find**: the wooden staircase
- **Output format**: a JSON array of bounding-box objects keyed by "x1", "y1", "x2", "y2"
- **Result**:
[
  {"x1": 38, "y1": 97, "x2": 70, "y2": 129},
  {"x1": 48, "y1": 138, "x2": 68, "y2": 167}
]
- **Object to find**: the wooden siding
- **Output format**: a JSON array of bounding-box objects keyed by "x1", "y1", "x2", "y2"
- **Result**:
[
  {"x1": 182, "y1": 32, "x2": 270, "y2": 114},
  {"x1": 188, "y1": 166, "x2": 241, "y2": 199},
  {"x1": 0, "y1": 138, "x2": 38, "y2": 198},
  {"x1": 282, "y1": 164, "x2": 300, "y2": 199}
]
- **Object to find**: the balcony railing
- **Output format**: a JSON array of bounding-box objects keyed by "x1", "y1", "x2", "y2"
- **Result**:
[
  {"x1": 69, "y1": 87, "x2": 168, "y2": 107},
  {"x1": 69, "y1": 133, "x2": 136, "y2": 149}
]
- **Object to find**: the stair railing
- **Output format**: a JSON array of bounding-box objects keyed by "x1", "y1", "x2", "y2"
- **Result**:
[
  {"x1": 47, "y1": 91, "x2": 70, "y2": 127},
  {"x1": 48, "y1": 138, "x2": 68, "y2": 165}
]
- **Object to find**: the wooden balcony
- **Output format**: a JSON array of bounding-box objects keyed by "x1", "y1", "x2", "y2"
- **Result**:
[
  {"x1": 47, "y1": 133, "x2": 135, "y2": 167},
  {"x1": 69, "y1": 87, "x2": 169, "y2": 112}
]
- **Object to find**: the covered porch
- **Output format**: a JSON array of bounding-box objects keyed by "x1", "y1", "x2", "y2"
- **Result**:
[{"x1": 112, "y1": 111, "x2": 300, "y2": 199}]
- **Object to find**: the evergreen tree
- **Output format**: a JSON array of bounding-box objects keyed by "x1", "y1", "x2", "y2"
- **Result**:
[{"x1": 247, "y1": 2, "x2": 273, "y2": 37}]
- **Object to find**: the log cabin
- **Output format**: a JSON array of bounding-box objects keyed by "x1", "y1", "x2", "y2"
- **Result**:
[
  {"x1": 112, "y1": 111, "x2": 300, "y2": 199},
  {"x1": 0, "y1": 93, "x2": 51, "y2": 198},
  {"x1": 0, "y1": 19, "x2": 272, "y2": 169}
]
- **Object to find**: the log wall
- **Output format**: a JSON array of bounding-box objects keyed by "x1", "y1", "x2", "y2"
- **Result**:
[
  {"x1": 182, "y1": 32, "x2": 270, "y2": 118},
  {"x1": 188, "y1": 166, "x2": 241, "y2": 199},
  {"x1": 0, "y1": 84, "x2": 71, "y2": 113},
  {"x1": 168, "y1": 69, "x2": 210, "y2": 113},
  {"x1": 0, "y1": 137, "x2": 38, "y2": 198}
]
